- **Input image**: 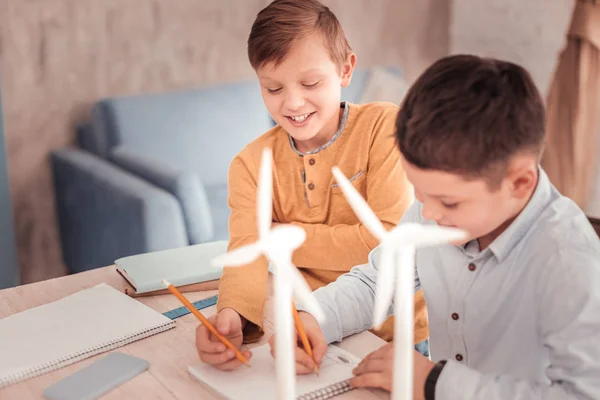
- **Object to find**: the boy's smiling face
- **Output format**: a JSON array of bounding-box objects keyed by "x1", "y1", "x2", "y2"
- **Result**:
[
  {"x1": 256, "y1": 33, "x2": 355, "y2": 152},
  {"x1": 402, "y1": 155, "x2": 538, "y2": 249}
]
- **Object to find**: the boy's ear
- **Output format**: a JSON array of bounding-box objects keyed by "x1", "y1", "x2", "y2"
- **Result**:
[
  {"x1": 340, "y1": 53, "x2": 357, "y2": 88},
  {"x1": 506, "y1": 159, "x2": 537, "y2": 199}
]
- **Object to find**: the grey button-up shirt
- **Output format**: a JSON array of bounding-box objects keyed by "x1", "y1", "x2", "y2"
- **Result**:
[{"x1": 305, "y1": 168, "x2": 600, "y2": 399}]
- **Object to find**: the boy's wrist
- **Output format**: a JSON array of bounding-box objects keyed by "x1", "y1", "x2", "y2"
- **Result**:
[
  {"x1": 221, "y1": 307, "x2": 248, "y2": 329},
  {"x1": 297, "y1": 310, "x2": 317, "y2": 323},
  {"x1": 424, "y1": 360, "x2": 447, "y2": 400}
]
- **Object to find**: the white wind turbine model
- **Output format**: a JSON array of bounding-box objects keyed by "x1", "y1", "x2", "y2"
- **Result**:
[
  {"x1": 331, "y1": 167, "x2": 467, "y2": 400},
  {"x1": 211, "y1": 148, "x2": 325, "y2": 400}
]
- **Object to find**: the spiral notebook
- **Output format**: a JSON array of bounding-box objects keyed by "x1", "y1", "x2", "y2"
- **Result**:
[
  {"x1": 188, "y1": 343, "x2": 361, "y2": 400},
  {"x1": 0, "y1": 283, "x2": 175, "y2": 388}
]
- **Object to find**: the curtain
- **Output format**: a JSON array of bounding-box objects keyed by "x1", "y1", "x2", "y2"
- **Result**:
[{"x1": 542, "y1": 0, "x2": 600, "y2": 209}]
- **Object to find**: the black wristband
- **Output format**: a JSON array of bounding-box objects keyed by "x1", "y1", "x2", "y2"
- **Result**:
[{"x1": 424, "y1": 360, "x2": 447, "y2": 400}]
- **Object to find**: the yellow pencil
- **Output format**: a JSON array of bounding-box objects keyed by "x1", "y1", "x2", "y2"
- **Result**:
[
  {"x1": 292, "y1": 302, "x2": 318, "y2": 374},
  {"x1": 162, "y1": 279, "x2": 250, "y2": 367}
]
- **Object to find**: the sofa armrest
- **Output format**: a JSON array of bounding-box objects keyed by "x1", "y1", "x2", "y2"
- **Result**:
[
  {"x1": 108, "y1": 146, "x2": 214, "y2": 244},
  {"x1": 51, "y1": 148, "x2": 188, "y2": 274}
]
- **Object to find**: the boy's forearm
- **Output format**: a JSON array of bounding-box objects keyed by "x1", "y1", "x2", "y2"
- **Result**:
[
  {"x1": 296, "y1": 244, "x2": 422, "y2": 344},
  {"x1": 297, "y1": 258, "x2": 382, "y2": 344},
  {"x1": 290, "y1": 221, "x2": 391, "y2": 271},
  {"x1": 217, "y1": 261, "x2": 270, "y2": 343}
]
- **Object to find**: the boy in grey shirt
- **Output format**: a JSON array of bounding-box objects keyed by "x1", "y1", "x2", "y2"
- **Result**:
[{"x1": 270, "y1": 55, "x2": 600, "y2": 400}]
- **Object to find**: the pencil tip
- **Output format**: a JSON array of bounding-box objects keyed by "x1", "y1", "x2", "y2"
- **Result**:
[{"x1": 161, "y1": 279, "x2": 171, "y2": 287}]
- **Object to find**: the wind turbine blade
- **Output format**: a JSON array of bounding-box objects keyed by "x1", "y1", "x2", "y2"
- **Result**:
[
  {"x1": 258, "y1": 148, "x2": 273, "y2": 239},
  {"x1": 210, "y1": 244, "x2": 262, "y2": 267},
  {"x1": 373, "y1": 246, "x2": 396, "y2": 329},
  {"x1": 331, "y1": 167, "x2": 387, "y2": 241},
  {"x1": 409, "y1": 226, "x2": 468, "y2": 246},
  {"x1": 270, "y1": 225, "x2": 306, "y2": 251},
  {"x1": 278, "y1": 261, "x2": 326, "y2": 323}
]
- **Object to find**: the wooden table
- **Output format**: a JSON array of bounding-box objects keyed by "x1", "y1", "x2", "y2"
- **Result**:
[{"x1": 0, "y1": 266, "x2": 389, "y2": 399}]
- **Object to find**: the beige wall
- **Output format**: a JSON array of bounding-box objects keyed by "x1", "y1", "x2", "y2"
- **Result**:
[
  {"x1": 450, "y1": 0, "x2": 574, "y2": 97},
  {"x1": 0, "y1": 0, "x2": 450, "y2": 284}
]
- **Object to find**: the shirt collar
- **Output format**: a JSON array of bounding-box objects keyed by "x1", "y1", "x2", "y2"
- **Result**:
[
  {"x1": 288, "y1": 102, "x2": 349, "y2": 156},
  {"x1": 486, "y1": 166, "x2": 553, "y2": 262}
]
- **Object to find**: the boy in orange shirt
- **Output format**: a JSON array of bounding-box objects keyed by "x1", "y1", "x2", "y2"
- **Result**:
[{"x1": 195, "y1": 0, "x2": 428, "y2": 370}]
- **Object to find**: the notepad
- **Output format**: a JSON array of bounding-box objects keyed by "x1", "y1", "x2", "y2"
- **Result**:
[
  {"x1": 188, "y1": 343, "x2": 361, "y2": 400},
  {"x1": 116, "y1": 240, "x2": 228, "y2": 295},
  {"x1": 0, "y1": 283, "x2": 175, "y2": 388}
]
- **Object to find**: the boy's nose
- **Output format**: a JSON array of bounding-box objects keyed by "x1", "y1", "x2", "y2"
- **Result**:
[
  {"x1": 421, "y1": 202, "x2": 442, "y2": 223},
  {"x1": 283, "y1": 89, "x2": 305, "y2": 111}
]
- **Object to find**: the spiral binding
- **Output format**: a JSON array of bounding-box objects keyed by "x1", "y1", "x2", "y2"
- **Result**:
[
  {"x1": 0, "y1": 320, "x2": 175, "y2": 388},
  {"x1": 296, "y1": 379, "x2": 353, "y2": 400}
]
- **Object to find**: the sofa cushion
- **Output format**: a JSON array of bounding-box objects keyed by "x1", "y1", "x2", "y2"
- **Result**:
[
  {"x1": 205, "y1": 183, "x2": 230, "y2": 241},
  {"x1": 89, "y1": 79, "x2": 273, "y2": 187},
  {"x1": 52, "y1": 148, "x2": 188, "y2": 272},
  {"x1": 109, "y1": 146, "x2": 214, "y2": 244}
]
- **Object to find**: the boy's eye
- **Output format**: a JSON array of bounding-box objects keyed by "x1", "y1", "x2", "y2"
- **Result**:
[
  {"x1": 441, "y1": 202, "x2": 459, "y2": 209},
  {"x1": 266, "y1": 87, "x2": 282, "y2": 94},
  {"x1": 303, "y1": 81, "x2": 320, "y2": 89}
]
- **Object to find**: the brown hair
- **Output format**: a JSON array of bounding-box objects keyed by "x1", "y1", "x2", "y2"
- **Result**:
[
  {"x1": 247, "y1": 0, "x2": 352, "y2": 70},
  {"x1": 395, "y1": 54, "x2": 545, "y2": 187}
]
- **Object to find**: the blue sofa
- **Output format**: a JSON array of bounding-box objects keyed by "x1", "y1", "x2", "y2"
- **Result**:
[{"x1": 52, "y1": 68, "x2": 398, "y2": 274}]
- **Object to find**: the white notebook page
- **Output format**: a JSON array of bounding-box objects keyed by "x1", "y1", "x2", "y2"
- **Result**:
[
  {"x1": 0, "y1": 283, "x2": 175, "y2": 387},
  {"x1": 188, "y1": 343, "x2": 361, "y2": 399}
]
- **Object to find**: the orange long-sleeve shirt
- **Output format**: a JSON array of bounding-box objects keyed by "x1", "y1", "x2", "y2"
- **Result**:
[{"x1": 217, "y1": 102, "x2": 429, "y2": 344}]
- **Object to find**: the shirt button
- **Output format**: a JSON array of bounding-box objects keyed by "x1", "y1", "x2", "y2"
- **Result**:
[
  {"x1": 451, "y1": 313, "x2": 459, "y2": 320},
  {"x1": 308, "y1": 182, "x2": 315, "y2": 190},
  {"x1": 308, "y1": 158, "x2": 316, "y2": 165},
  {"x1": 455, "y1": 354, "x2": 463, "y2": 362},
  {"x1": 468, "y1": 263, "x2": 476, "y2": 272}
]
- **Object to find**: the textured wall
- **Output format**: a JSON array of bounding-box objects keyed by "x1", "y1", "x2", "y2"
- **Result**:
[
  {"x1": 0, "y1": 87, "x2": 19, "y2": 289},
  {"x1": 450, "y1": 0, "x2": 574, "y2": 97},
  {"x1": 0, "y1": 0, "x2": 450, "y2": 284}
]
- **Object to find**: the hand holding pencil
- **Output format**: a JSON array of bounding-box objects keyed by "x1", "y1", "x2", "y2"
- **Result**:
[
  {"x1": 269, "y1": 307, "x2": 328, "y2": 375},
  {"x1": 162, "y1": 280, "x2": 252, "y2": 370}
]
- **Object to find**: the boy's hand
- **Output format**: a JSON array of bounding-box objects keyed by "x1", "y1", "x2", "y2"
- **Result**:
[
  {"x1": 195, "y1": 308, "x2": 252, "y2": 371},
  {"x1": 268, "y1": 311, "x2": 328, "y2": 375},
  {"x1": 350, "y1": 342, "x2": 435, "y2": 400}
]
